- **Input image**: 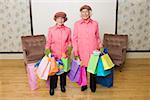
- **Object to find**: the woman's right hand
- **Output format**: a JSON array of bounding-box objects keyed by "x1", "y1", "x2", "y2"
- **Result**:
[
  {"x1": 75, "y1": 56, "x2": 80, "y2": 60},
  {"x1": 45, "y1": 49, "x2": 51, "y2": 56},
  {"x1": 75, "y1": 56, "x2": 85, "y2": 67},
  {"x1": 67, "y1": 46, "x2": 72, "y2": 57}
]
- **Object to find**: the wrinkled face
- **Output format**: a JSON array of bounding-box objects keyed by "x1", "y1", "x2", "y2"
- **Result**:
[
  {"x1": 80, "y1": 9, "x2": 91, "y2": 20},
  {"x1": 56, "y1": 17, "x2": 65, "y2": 25}
]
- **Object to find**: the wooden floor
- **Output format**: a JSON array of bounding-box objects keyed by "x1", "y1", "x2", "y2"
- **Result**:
[{"x1": 0, "y1": 59, "x2": 150, "y2": 100}]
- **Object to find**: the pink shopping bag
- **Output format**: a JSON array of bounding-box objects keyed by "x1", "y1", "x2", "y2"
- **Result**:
[
  {"x1": 77, "y1": 67, "x2": 87, "y2": 86},
  {"x1": 27, "y1": 63, "x2": 38, "y2": 90}
]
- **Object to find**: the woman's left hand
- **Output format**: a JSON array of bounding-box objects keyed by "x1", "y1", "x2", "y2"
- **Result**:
[{"x1": 67, "y1": 46, "x2": 72, "y2": 57}]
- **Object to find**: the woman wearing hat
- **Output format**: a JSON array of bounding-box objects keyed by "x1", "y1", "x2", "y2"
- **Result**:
[
  {"x1": 72, "y1": 5, "x2": 103, "y2": 92},
  {"x1": 45, "y1": 12, "x2": 71, "y2": 96}
]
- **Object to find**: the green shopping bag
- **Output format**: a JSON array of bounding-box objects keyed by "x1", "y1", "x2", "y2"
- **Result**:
[
  {"x1": 87, "y1": 54, "x2": 99, "y2": 74},
  {"x1": 61, "y1": 57, "x2": 70, "y2": 72}
]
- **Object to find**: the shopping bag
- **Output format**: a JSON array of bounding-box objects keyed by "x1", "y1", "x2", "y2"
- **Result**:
[
  {"x1": 101, "y1": 53, "x2": 114, "y2": 70},
  {"x1": 96, "y1": 58, "x2": 112, "y2": 76},
  {"x1": 87, "y1": 54, "x2": 99, "y2": 74},
  {"x1": 56, "y1": 59, "x2": 65, "y2": 75},
  {"x1": 61, "y1": 57, "x2": 70, "y2": 72},
  {"x1": 100, "y1": 47, "x2": 108, "y2": 54},
  {"x1": 40, "y1": 62, "x2": 51, "y2": 80},
  {"x1": 34, "y1": 59, "x2": 42, "y2": 68},
  {"x1": 78, "y1": 67, "x2": 87, "y2": 86},
  {"x1": 56, "y1": 65, "x2": 65, "y2": 76},
  {"x1": 49, "y1": 57, "x2": 59, "y2": 76},
  {"x1": 27, "y1": 63, "x2": 38, "y2": 90},
  {"x1": 96, "y1": 70, "x2": 113, "y2": 88},
  {"x1": 68, "y1": 59, "x2": 80, "y2": 82},
  {"x1": 54, "y1": 59, "x2": 64, "y2": 80},
  {"x1": 36, "y1": 55, "x2": 50, "y2": 80}
]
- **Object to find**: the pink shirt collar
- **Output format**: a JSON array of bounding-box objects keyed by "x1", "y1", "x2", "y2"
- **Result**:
[
  {"x1": 54, "y1": 24, "x2": 66, "y2": 30},
  {"x1": 80, "y1": 18, "x2": 93, "y2": 24}
]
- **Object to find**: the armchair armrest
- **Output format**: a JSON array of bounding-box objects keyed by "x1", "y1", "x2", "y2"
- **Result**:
[
  {"x1": 122, "y1": 47, "x2": 127, "y2": 53},
  {"x1": 23, "y1": 49, "x2": 29, "y2": 56}
]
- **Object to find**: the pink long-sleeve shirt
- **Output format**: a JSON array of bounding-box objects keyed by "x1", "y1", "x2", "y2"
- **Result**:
[
  {"x1": 45, "y1": 25, "x2": 71, "y2": 59},
  {"x1": 72, "y1": 19, "x2": 102, "y2": 66}
]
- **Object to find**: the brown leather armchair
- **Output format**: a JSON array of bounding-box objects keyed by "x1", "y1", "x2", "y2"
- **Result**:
[
  {"x1": 21, "y1": 35, "x2": 46, "y2": 72},
  {"x1": 103, "y1": 34, "x2": 128, "y2": 71}
]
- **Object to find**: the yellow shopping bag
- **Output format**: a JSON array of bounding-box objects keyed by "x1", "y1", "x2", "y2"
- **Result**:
[{"x1": 101, "y1": 54, "x2": 114, "y2": 70}]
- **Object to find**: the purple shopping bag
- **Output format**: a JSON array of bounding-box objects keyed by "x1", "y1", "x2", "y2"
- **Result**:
[
  {"x1": 77, "y1": 67, "x2": 87, "y2": 86},
  {"x1": 68, "y1": 59, "x2": 80, "y2": 82}
]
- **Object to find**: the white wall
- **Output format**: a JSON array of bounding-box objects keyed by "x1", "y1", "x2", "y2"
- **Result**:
[
  {"x1": 1, "y1": 0, "x2": 149, "y2": 59},
  {"x1": 31, "y1": 0, "x2": 117, "y2": 38}
]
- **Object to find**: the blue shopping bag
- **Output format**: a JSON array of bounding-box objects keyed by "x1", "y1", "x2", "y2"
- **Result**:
[
  {"x1": 96, "y1": 70, "x2": 113, "y2": 88},
  {"x1": 96, "y1": 58, "x2": 112, "y2": 76}
]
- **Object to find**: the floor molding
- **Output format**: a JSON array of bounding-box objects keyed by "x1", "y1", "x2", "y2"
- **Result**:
[{"x1": 0, "y1": 52, "x2": 150, "y2": 59}]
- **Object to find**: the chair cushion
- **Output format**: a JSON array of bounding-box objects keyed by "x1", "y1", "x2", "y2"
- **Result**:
[{"x1": 107, "y1": 46, "x2": 123, "y2": 60}]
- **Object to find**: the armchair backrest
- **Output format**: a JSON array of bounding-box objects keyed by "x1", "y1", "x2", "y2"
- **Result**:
[
  {"x1": 21, "y1": 35, "x2": 46, "y2": 63},
  {"x1": 103, "y1": 34, "x2": 128, "y2": 50}
]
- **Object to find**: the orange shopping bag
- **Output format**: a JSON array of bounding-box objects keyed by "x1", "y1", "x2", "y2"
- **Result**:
[{"x1": 48, "y1": 57, "x2": 59, "y2": 76}]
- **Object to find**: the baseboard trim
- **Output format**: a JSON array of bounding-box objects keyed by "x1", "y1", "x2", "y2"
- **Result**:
[
  {"x1": 0, "y1": 54, "x2": 24, "y2": 59},
  {"x1": 0, "y1": 52, "x2": 150, "y2": 59},
  {"x1": 126, "y1": 52, "x2": 150, "y2": 58}
]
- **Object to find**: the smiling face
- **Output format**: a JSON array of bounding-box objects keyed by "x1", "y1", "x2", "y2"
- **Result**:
[
  {"x1": 80, "y1": 9, "x2": 91, "y2": 20},
  {"x1": 55, "y1": 17, "x2": 65, "y2": 26}
]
